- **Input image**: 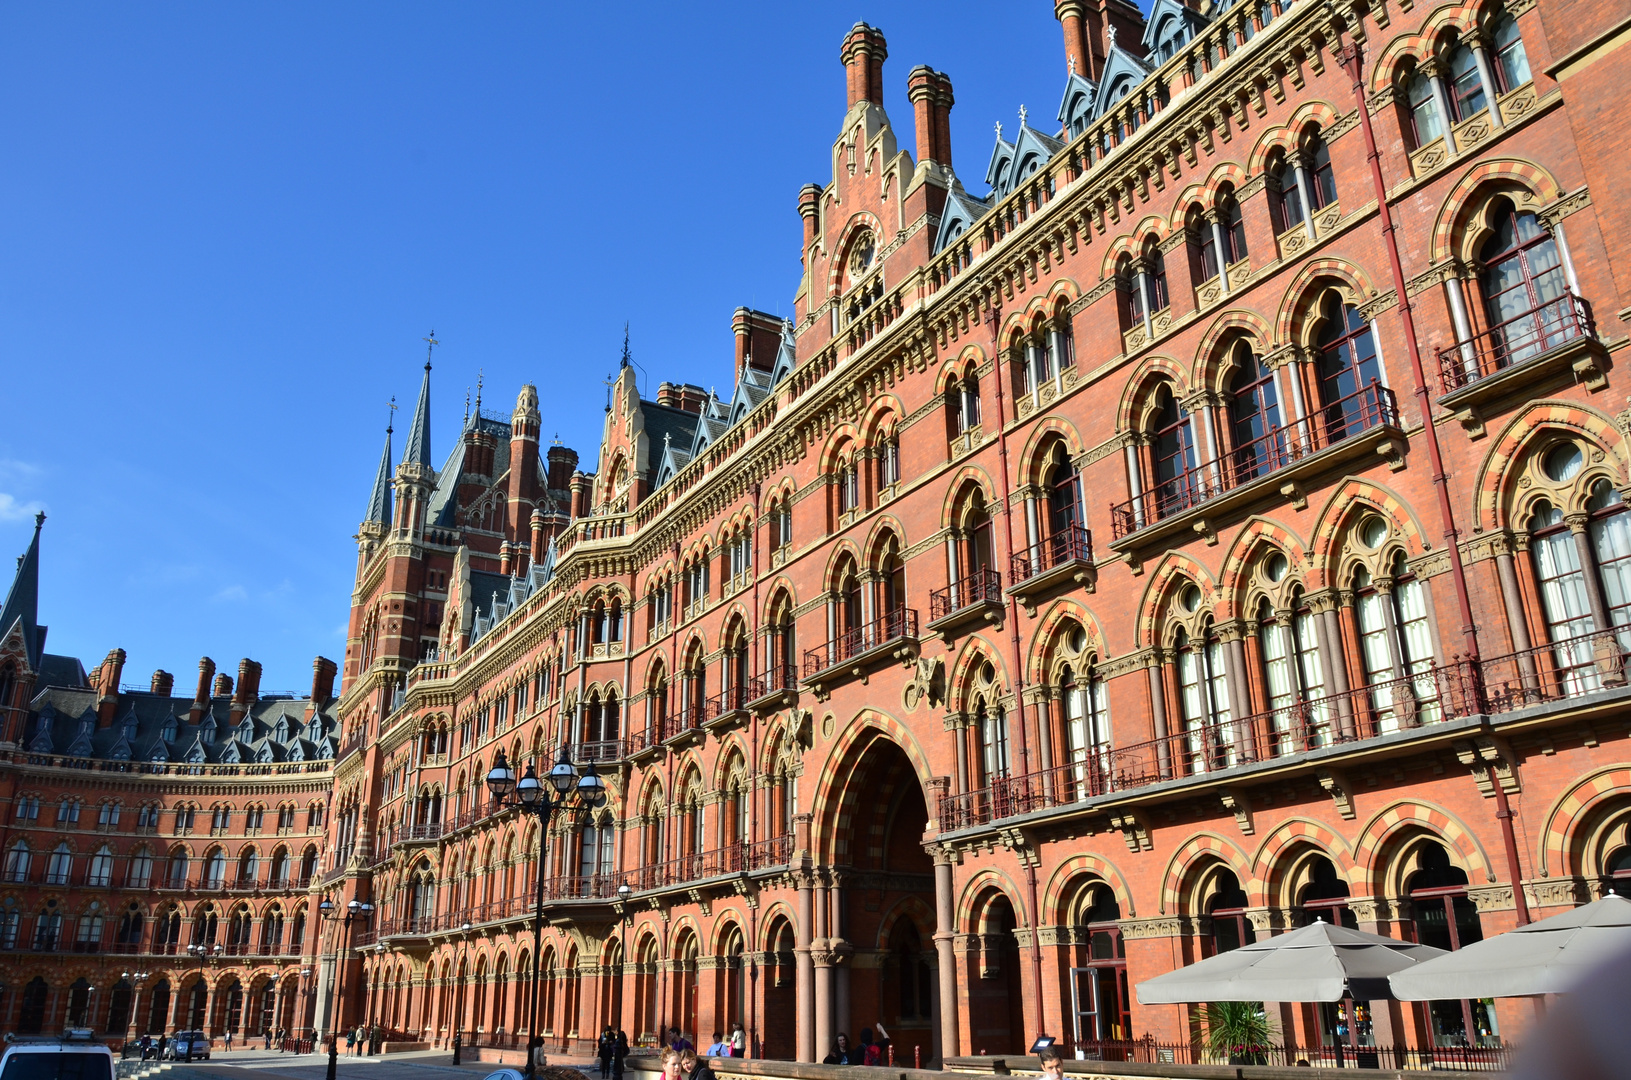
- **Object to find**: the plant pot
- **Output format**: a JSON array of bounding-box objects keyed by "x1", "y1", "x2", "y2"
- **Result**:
[{"x1": 1228, "y1": 1052, "x2": 1268, "y2": 1065}]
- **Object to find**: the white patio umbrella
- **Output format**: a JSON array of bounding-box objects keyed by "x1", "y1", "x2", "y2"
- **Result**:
[
  {"x1": 1387, "y1": 892, "x2": 1631, "y2": 1000},
  {"x1": 1137, "y1": 919, "x2": 1447, "y2": 1004}
]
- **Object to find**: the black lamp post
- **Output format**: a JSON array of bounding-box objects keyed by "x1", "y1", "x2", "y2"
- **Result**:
[
  {"x1": 616, "y1": 882, "x2": 632, "y2": 1032},
  {"x1": 485, "y1": 745, "x2": 606, "y2": 1079},
  {"x1": 319, "y1": 896, "x2": 373, "y2": 1080}
]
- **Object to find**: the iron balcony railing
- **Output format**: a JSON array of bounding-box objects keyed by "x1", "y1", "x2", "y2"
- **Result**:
[
  {"x1": 803, "y1": 608, "x2": 919, "y2": 678},
  {"x1": 941, "y1": 657, "x2": 1480, "y2": 830},
  {"x1": 1010, "y1": 523, "x2": 1094, "y2": 585},
  {"x1": 744, "y1": 663, "x2": 797, "y2": 704},
  {"x1": 929, "y1": 568, "x2": 1002, "y2": 621},
  {"x1": 1062, "y1": 1036, "x2": 1513, "y2": 1071},
  {"x1": 1437, "y1": 291, "x2": 1594, "y2": 394},
  {"x1": 1111, "y1": 382, "x2": 1398, "y2": 540},
  {"x1": 566, "y1": 739, "x2": 626, "y2": 764},
  {"x1": 630, "y1": 836, "x2": 795, "y2": 892}
]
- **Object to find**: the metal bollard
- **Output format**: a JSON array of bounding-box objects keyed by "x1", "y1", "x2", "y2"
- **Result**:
[
  {"x1": 914, "y1": 1046, "x2": 922, "y2": 1070},
  {"x1": 452, "y1": 1033, "x2": 462, "y2": 1065}
]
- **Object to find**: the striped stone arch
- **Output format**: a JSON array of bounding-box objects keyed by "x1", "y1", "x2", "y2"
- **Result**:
[
  {"x1": 1027, "y1": 598, "x2": 1111, "y2": 683},
  {"x1": 818, "y1": 423, "x2": 864, "y2": 474},
  {"x1": 955, "y1": 867, "x2": 1028, "y2": 931},
  {"x1": 759, "y1": 478, "x2": 797, "y2": 514},
  {"x1": 1352, "y1": 800, "x2": 1496, "y2": 889},
  {"x1": 711, "y1": 733, "x2": 753, "y2": 790},
  {"x1": 1247, "y1": 126, "x2": 1298, "y2": 175},
  {"x1": 1218, "y1": 515, "x2": 1310, "y2": 612},
  {"x1": 1202, "y1": 161, "x2": 1253, "y2": 204},
  {"x1": 1288, "y1": 100, "x2": 1343, "y2": 136},
  {"x1": 877, "y1": 893, "x2": 937, "y2": 948},
  {"x1": 808, "y1": 708, "x2": 935, "y2": 857},
  {"x1": 947, "y1": 633, "x2": 1008, "y2": 712},
  {"x1": 667, "y1": 914, "x2": 704, "y2": 954},
  {"x1": 630, "y1": 921, "x2": 665, "y2": 959},
  {"x1": 1041, "y1": 852, "x2": 1138, "y2": 921},
  {"x1": 757, "y1": 900, "x2": 799, "y2": 951},
  {"x1": 940, "y1": 465, "x2": 999, "y2": 528},
  {"x1": 758, "y1": 717, "x2": 793, "y2": 774},
  {"x1": 760, "y1": 577, "x2": 799, "y2": 618},
  {"x1": 713, "y1": 603, "x2": 753, "y2": 651},
  {"x1": 1419, "y1": 0, "x2": 1485, "y2": 46},
  {"x1": 821, "y1": 539, "x2": 864, "y2": 592},
  {"x1": 1537, "y1": 764, "x2": 1631, "y2": 877},
  {"x1": 860, "y1": 514, "x2": 908, "y2": 564},
  {"x1": 1045, "y1": 276, "x2": 1083, "y2": 310},
  {"x1": 1099, "y1": 215, "x2": 1173, "y2": 281},
  {"x1": 1251, "y1": 817, "x2": 1358, "y2": 905},
  {"x1": 1274, "y1": 257, "x2": 1385, "y2": 344},
  {"x1": 1367, "y1": 31, "x2": 1436, "y2": 95},
  {"x1": 1116, "y1": 354, "x2": 1191, "y2": 432},
  {"x1": 1136, "y1": 551, "x2": 1220, "y2": 647},
  {"x1": 1018, "y1": 416, "x2": 1087, "y2": 486},
  {"x1": 1430, "y1": 158, "x2": 1564, "y2": 264},
  {"x1": 1192, "y1": 308, "x2": 1276, "y2": 393},
  {"x1": 1305, "y1": 479, "x2": 1431, "y2": 589},
  {"x1": 708, "y1": 907, "x2": 749, "y2": 953},
  {"x1": 1473, "y1": 400, "x2": 1631, "y2": 530},
  {"x1": 940, "y1": 344, "x2": 988, "y2": 391},
  {"x1": 826, "y1": 211, "x2": 884, "y2": 294},
  {"x1": 1159, "y1": 832, "x2": 1255, "y2": 914},
  {"x1": 860, "y1": 392, "x2": 907, "y2": 442},
  {"x1": 1170, "y1": 182, "x2": 1210, "y2": 228}
]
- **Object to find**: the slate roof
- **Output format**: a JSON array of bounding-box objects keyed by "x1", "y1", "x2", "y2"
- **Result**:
[
  {"x1": 0, "y1": 514, "x2": 45, "y2": 670},
  {"x1": 23, "y1": 686, "x2": 338, "y2": 765}
]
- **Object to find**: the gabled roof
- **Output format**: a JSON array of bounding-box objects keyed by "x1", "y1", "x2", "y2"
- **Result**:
[
  {"x1": 1057, "y1": 71, "x2": 1097, "y2": 139},
  {"x1": 985, "y1": 131, "x2": 1018, "y2": 196},
  {"x1": 1091, "y1": 46, "x2": 1158, "y2": 124},
  {"x1": 0, "y1": 513, "x2": 45, "y2": 672}
]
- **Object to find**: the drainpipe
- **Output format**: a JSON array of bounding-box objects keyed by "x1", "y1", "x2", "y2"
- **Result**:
[
  {"x1": 1336, "y1": 37, "x2": 1528, "y2": 925},
  {"x1": 984, "y1": 295, "x2": 1051, "y2": 1036}
]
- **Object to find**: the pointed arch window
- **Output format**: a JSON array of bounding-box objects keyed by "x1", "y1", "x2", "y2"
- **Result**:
[
  {"x1": 203, "y1": 848, "x2": 227, "y2": 889},
  {"x1": 1205, "y1": 869, "x2": 1256, "y2": 954},
  {"x1": 1175, "y1": 626, "x2": 1233, "y2": 773},
  {"x1": 1491, "y1": 13, "x2": 1530, "y2": 91},
  {"x1": 1403, "y1": 61, "x2": 1444, "y2": 149},
  {"x1": 1353, "y1": 559, "x2": 1439, "y2": 732},
  {"x1": 1060, "y1": 661, "x2": 1111, "y2": 798},
  {"x1": 127, "y1": 847, "x2": 152, "y2": 889},
  {"x1": 87, "y1": 845, "x2": 115, "y2": 887},
  {"x1": 1226, "y1": 342, "x2": 1285, "y2": 483},
  {"x1": 976, "y1": 699, "x2": 1011, "y2": 785},
  {"x1": 4, "y1": 841, "x2": 32, "y2": 883},
  {"x1": 1258, "y1": 594, "x2": 1330, "y2": 753},
  {"x1": 1314, "y1": 295, "x2": 1384, "y2": 441},
  {"x1": 1479, "y1": 198, "x2": 1569, "y2": 367},
  {"x1": 1151, "y1": 387, "x2": 1199, "y2": 517},
  {"x1": 46, "y1": 843, "x2": 72, "y2": 886}
]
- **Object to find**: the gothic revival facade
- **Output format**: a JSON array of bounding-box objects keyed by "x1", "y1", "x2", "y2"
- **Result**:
[{"x1": 7, "y1": 0, "x2": 1631, "y2": 1062}]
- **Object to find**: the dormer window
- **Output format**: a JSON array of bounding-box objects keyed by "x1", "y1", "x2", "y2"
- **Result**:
[{"x1": 161, "y1": 718, "x2": 178, "y2": 742}]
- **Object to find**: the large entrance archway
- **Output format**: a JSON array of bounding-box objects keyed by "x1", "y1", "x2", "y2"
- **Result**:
[{"x1": 817, "y1": 726, "x2": 939, "y2": 1065}]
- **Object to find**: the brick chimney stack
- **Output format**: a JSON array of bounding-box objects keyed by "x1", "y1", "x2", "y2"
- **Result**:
[
  {"x1": 189, "y1": 657, "x2": 216, "y2": 723},
  {"x1": 908, "y1": 68, "x2": 956, "y2": 167},
  {"x1": 230, "y1": 658, "x2": 262, "y2": 726},
  {"x1": 151, "y1": 670, "x2": 174, "y2": 696},
  {"x1": 798, "y1": 185, "x2": 822, "y2": 259},
  {"x1": 840, "y1": 23, "x2": 888, "y2": 110},
  {"x1": 1057, "y1": 0, "x2": 1092, "y2": 76},
  {"x1": 531, "y1": 508, "x2": 547, "y2": 564},
  {"x1": 546, "y1": 445, "x2": 579, "y2": 495},
  {"x1": 213, "y1": 674, "x2": 233, "y2": 699},
  {"x1": 507, "y1": 384, "x2": 542, "y2": 567},
  {"x1": 569, "y1": 472, "x2": 592, "y2": 519},
  {"x1": 94, "y1": 647, "x2": 126, "y2": 727},
  {"x1": 310, "y1": 656, "x2": 338, "y2": 704}
]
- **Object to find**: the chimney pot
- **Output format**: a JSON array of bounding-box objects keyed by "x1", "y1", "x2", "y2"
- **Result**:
[
  {"x1": 189, "y1": 657, "x2": 215, "y2": 723},
  {"x1": 213, "y1": 674, "x2": 233, "y2": 699},
  {"x1": 310, "y1": 656, "x2": 338, "y2": 705},
  {"x1": 151, "y1": 670, "x2": 174, "y2": 696},
  {"x1": 839, "y1": 23, "x2": 888, "y2": 110}
]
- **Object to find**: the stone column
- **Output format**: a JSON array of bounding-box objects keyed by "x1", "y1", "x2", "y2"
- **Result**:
[
  {"x1": 932, "y1": 850, "x2": 959, "y2": 1059},
  {"x1": 795, "y1": 870, "x2": 815, "y2": 1062}
]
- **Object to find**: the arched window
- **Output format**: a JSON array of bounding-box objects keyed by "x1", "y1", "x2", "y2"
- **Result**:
[
  {"x1": 767, "y1": 596, "x2": 797, "y2": 689},
  {"x1": 192, "y1": 903, "x2": 219, "y2": 946},
  {"x1": 877, "y1": 534, "x2": 906, "y2": 622},
  {"x1": 1073, "y1": 883, "x2": 1129, "y2": 1041},
  {"x1": 34, "y1": 907, "x2": 63, "y2": 951},
  {"x1": 578, "y1": 821, "x2": 615, "y2": 883},
  {"x1": 1353, "y1": 555, "x2": 1438, "y2": 732},
  {"x1": 1402, "y1": 60, "x2": 1444, "y2": 149},
  {"x1": 3, "y1": 841, "x2": 31, "y2": 883},
  {"x1": 1203, "y1": 868, "x2": 1255, "y2": 954},
  {"x1": 1042, "y1": 443, "x2": 1082, "y2": 537},
  {"x1": 1272, "y1": 151, "x2": 1305, "y2": 232},
  {"x1": 166, "y1": 849, "x2": 190, "y2": 889},
  {"x1": 1307, "y1": 133, "x2": 1336, "y2": 210},
  {"x1": 1491, "y1": 13, "x2": 1530, "y2": 91},
  {"x1": 836, "y1": 559, "x2": 863, "y2": 635},
  {"x1": 1313, "y1": 294, "x2": 1383, "y2": 439},
  {"x1": 154, "y1": 905, "x2": 182, "y2": 950},
  {"x1": 838, "y1": 454, "x2": 860, "y2": 514},
  {"x1": 1405, "y1": 842, "x2": 1499, "y2": 1047},
  {"x1": 877, "y1": 425, "x2": 901, "y2": 490},
  {"x1": 889, "y1": 920, "x2": 934, "y2": 1023},
  {"x1": 269, "y1": 847, "x2": 290, "y2": 887},
  {"x1": 1150, "y1": 387, "x2": 1198, "y2": 517},
  {"x1": 1225, "y1": 341, "x2": 1284, "y2": 482},
  {"x1": 1176, "y1": 625, "x2": 1233, "y2": 773},
  {"x1": 1060, "y1": 659, "x2": 1111, "y2": 798},
  {"x1": 1295, "y1": 855, "x2": 1355, "y2": 928},
  {"x1": 75, "y1": 909, "x2": 104, "y2": 951},
  {"x1": 1479, "y1": 197, "x2": 1568, "y2": 366},
  {"x1": 261, "y1": 907, "x2": 285, "y2": 954},
  {"x1": 87, "y1": 845, "x2": 114, "y2": 887},
  {"x1": 977, "y1": 698, "x2": 1010, "y2": 785},
  {"x1": 46, "y1": 843, "x2": 72, "y2": 886},
  {"x1": 1258, "y1": 592, "x2": 1330, "y2": 752},
  {"x1": 1198, "y1": 194, "x2": 1248, "y2": 282},
  {"x1": 1445, "y1": 34, "x2": 1487, "y2": 122},
  {"x1": 237, "y1": 848, "x2": 260, "y2": 887},
  {"x1": 116, "y1": 903, "x2": 144, "y2": 946},
  {"x1": 1603, "y1": 845, "x2": 1631, "y2": 898}
]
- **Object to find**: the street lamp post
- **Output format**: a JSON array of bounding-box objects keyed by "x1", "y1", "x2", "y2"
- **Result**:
[
  {"x1": 319, "y1": 897, "x2": 373, "y2": 1080},
  {"x1": 484, "y1": 745, "x2": 606, "y2": 1079},
  {"x1": 122, "y1": 971, "x2": 151, "y2": 1047},
  {"x1": 183, "y1": 944, "x2": 222, "y2": 1062},
  {"x1": 616, "y1": 882, "x2": 632, "y2": 1035}
]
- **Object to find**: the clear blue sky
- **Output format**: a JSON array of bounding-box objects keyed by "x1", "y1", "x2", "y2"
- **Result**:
[{"x1": 0, "y1": 2, "x2": 1097, "y2": 692}]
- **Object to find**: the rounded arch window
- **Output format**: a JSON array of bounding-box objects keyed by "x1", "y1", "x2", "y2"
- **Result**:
[
  {"x1": 1604, "y1": 846, "x2": 1631, "y2": 897},
  {"x1": 1202, "y1": 867, "x2": 1255, "y2": 954},
  {"x1": 1478, "y1": 196, "x2": 1567, "y2": 369}
]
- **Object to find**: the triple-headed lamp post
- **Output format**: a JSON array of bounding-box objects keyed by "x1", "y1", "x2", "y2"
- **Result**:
[{"x1": 486, "y1": 746, "x2": 605, "y2": 1080}]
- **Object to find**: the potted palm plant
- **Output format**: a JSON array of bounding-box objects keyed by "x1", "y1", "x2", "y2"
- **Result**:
[{"x1": 1205, "y1": 1001, "x2": 1273, "y2": 1065}]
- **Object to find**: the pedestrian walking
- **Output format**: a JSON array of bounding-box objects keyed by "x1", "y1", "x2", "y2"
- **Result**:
[
  {"x1": 224, "y1": 1030, "x2": 234, "y2": 1052},
  {"x1": 612, "y1": 1029, "x2": 629, "y2": 1080},
  {"x1": 598, "y1": 1026, "x2": 615, "y2": 1079},
  {"x1": 728, "y1": 1022, "x2": 745, "y2": 1058}
]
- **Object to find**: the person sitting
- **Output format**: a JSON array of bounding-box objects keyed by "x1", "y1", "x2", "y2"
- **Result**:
[
  {"x1": 667, "y1": 1027, "x2": 693, "y2": 1053},
  {"x1": 1038, "y1": 1045, "x2": 1064, "y2": 1080},
  {"x1": 705, "y1": 1032, "x2": 729, "y2": 1057},
  {"x1": 680, "y1": 1048, "x2": 716, "y2": 1080}
]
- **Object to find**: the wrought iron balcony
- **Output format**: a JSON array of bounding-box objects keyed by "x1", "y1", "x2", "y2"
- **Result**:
[
  {"x1": 802, "y1": 608, "x2": 919, "y2": 695},
  {"x1": 928, "y1": 568, "x2": 1004, "y2": 635},
  {"x1": 1008, "y1": 524, "x2": 1095, "y2": 609},
  {"x1": 744, "y1": 663, "x2": 798, "y2": 710},
  {"x1": 1110, "y1": 382, "x2": 1401, "y2": 548},
  {"x1": 1437, "y1": 291, "x2": 1601, "y2": 407}
]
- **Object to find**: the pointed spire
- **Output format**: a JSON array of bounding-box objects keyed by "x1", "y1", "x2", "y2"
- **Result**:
[
  {"x1": 365, "y1": 405, "x2": 394, "y2": 526},
  {"x1": 0, "y1": 512, "x2": 45, "y2": 669},
  {"x1": 403, "y1": 334, "x2": 435, "y2": 467}
]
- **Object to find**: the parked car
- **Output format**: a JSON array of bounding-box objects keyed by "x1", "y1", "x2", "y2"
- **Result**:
[
  {"x1": 0, "y1": 1031, "x2": 116, "y2": 1080},
  {"x1": 162, "y1": 1033, "x2": 209, "y2": 1061}
]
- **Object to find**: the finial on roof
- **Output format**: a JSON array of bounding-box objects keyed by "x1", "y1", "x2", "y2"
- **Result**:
[
  {"x1": 1069, "y1": 52, "x2": 1076, "y2": 75},
  {"x1": 475, "y1": 369, "x2": 483, "y2": 415},
  {"x1": 463, "y1": 388, "x2": 470, "y2": 426},
  {"x1": 386, "y1": 396, "x2": 397, "y2": 435},
  {"x1": 1019, "y1": 104, "x2": 1028, "y2": 126},
  {"x1": 422, "y1": 329, "x2": 438, "y2": 371},
  {"x1": 1108, "y1": 24, "x2": 1117, "y2": 48},
  {"x1": 664, "y1": 432, "x2": 671, "y2": 449},
  {"x1": 605, "y1": 373, "x2": 615, "y2": 412},
  {"x1": 994, "y1": 120, "x2": 1003, "y2": 138},
  {"x1": 620, "y1": 323, "x2": 632, "y2": 369}
]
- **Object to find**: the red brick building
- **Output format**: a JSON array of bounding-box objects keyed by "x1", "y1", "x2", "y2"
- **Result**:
[{"x1": 11, "y1": 0, "x2": 1631, "y2": 1065}]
